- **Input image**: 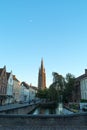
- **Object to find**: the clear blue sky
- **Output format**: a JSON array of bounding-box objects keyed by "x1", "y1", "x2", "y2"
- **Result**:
[{"x1": 0, "y1": 0, "x2": 87, "y2": 87}]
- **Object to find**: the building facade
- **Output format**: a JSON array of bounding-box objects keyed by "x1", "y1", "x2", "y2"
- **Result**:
[
  {"x1": 74, "y1": 69, "x2": 87, "y2": 102},
  {"x1": 6, "y1": 71, "x2": 14, "y2": 104},
  {"x1": 80, "y1": 78, "x2": 87, "y2": 99},
  {"x1": 38, "y1": 59, "x2": 46, "y2": 90},
  {"x1": 29, "y1": 84, "x2": 37, "y2": 102},
  {"x1": 19, "y1": 82, "x2": 29, "y2": 102},
  {"x1": 13, "y1": 75, "x2": 20, "y2": 102},
  {"x1": 0, "y1": 66, "x2": 7, "y2": 105},
  {"x1": 19, "y1": 82, "x2": 37, "y2": 103}
]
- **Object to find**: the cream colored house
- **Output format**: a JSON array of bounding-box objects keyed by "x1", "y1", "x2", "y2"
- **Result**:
[
  {"x1": 19, "y1": 82, "x2": 29, "y2": 102},
  {"x1": 13, "y1": 75, "x2": 20, "y2": 102},
  {"x1": 19, "y1": 82, "x2": 37, "y2": 103}
]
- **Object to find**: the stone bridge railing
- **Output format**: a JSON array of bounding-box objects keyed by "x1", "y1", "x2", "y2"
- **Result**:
[{"x1": 0, "y1": 113, "x2": 87, "y2": 127}]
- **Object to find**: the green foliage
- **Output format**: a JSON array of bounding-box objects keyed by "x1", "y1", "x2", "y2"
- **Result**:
[
  {"x1": 80, "y1": 99, "x2": 87, "y2": 102},
  {"x1": 69, "y1": 103, "x2": 80, "y2": 111},
  {"x1": 36, "y1": 87, "x2": 58, "y2": 102},
  {"x1": 63, "y1": 73, "x2": 75, "y2": 102},
  {"x1": 66, "y1": 73, "x2": 75, "y2": 83},
  {"x1": 36, "y1": 89, "x2": 48, "y2": 99},
  {"x1": 48, "y1": 85, "x2": 58, "y2": 101},
  {"x1": 49, "y1": 72, "x2": 66, "y2": 102},
  {"x1": 37, "y1": 72, "x2": 76, "y2": 103},
  {"x1": 52, "y1": 72, "x2": 65, "y2": 92},
  {"x1": 50, "y1": 72, "x2": 75, "y2": 103}
]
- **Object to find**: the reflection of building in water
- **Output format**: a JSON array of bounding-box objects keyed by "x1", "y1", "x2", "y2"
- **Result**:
[
  {"x1": 38, "y1": 59, "x2": 46, "y2": 90},
  {"x1": 40, "y1": 108, "x2": 45, "y2": 114}
]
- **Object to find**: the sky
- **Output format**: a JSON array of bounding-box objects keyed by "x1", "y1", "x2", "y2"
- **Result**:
[{"x1": 0, "y1": 0, "x2": 87, "y2": 87}]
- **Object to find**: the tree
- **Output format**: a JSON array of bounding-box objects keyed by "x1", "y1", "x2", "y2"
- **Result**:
[
  {"x1": 36, "y1": 88, "x2": 49, "y2": 99},
  {"x1": 48, "y1": 85, "x2": 58, "y2": 101},
  {"x1": 49, "y1": 72, "x2": 65, "y2": 102},
  {"x1": 52, "y1": 72, "x2": 65, "y2": 93},
  {"x1": 63, "y1": 73, "x2": 75, "y2": 103}
]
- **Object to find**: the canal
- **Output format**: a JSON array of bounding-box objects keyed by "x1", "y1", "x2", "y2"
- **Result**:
[{"x1": 29, "y1": 103, "x2": 73, "y2": 115}]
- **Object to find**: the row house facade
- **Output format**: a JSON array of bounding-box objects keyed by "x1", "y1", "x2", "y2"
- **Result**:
[
  {"x1": 0, "y1": 66, "x2": 7, "y2": 105},
  {"x1": 0, "y1": 66, "x2": 37, "y2": 104},
  {"x1": 19, "y1": 82, "x2": 37, "y2": 103},
  {"x1": 0, "y1": 66, "x2": 21, "y2": 105},
  {"x1": 20, "y1": 82, "x2": 29, "y2": 102},
  {"x1": 29, "y1": 84, "x2": 37, "y2": 102},
  {"x1": 13, "y1": 75, "x2": 20, "y2": 102},
  {"x1": 5, "y1": 71, "x2": 14, "y2": 104}
]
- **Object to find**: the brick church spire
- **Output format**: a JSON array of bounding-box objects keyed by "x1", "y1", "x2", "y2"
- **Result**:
[
  {"x1": 41, "y1": 58, "x2": 44, "y2": 69},
  {"x1": 38, "y1": 59, "x2": 46, "y2": 90}
]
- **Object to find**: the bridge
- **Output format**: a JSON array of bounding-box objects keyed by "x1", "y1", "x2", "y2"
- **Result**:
[
  {"x1": 0, "y1": 103, "x2": 87, "y2": 129},
  {"x1": 0, "y1": 113, "x2": 87, "y2": 130}
]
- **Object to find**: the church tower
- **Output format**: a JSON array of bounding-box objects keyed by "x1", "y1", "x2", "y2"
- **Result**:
[{"x1": 38, "y1": 59, "x2": 46, "y2": 90}]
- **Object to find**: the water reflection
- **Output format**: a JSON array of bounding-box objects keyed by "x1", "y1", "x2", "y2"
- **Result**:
[
  {"x1": 32, "y1": 107, "x2": 56, "y2": 115},
  {"x1": 30, "y1": 103, "x2": 73, "y2": 115},
  {"x1": 56, "y1": 103, "x2": 63, "y2": 114}
]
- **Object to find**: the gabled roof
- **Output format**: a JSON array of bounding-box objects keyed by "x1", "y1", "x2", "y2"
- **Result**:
[
  {"x1": 6, "y1": 72, "x2": 10, "y2": 80},
  {"x1": 21, "y1": 82, "x2": 38, "y2": 90},
  {"x1": 30, "y1": 86, "x2": 38, "y2": 91},
  {"x1": 0, "y1": 68, "x2": 3, "y2": 76},
  {"x1": 13, "y1": 75, "x2": 20, "y2": 82},
  {"x1": 76, "y1": 74, "x2": 87, "y2": 81},
  {"x1": 21, "y1": 82, "x2": 29, "y2": 89},
  {"x1": 0, "y1": 66, "x2": 6, "y2": 76},
  {"x1": 75, "y1": 69, "x2": 87, "y2": 82}
]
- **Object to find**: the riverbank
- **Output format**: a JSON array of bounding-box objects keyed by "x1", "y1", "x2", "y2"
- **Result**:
[
  {"x1": 0, "y1": 102, "x2": 39, "y2": 114},
  {"x1": 64, "y1": 103, "x2": 80, "y2": 113}
]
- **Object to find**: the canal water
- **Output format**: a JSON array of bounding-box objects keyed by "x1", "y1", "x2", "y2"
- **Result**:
[{"x1": 30, "y1": 103, "x2": 73, "y2": 115}]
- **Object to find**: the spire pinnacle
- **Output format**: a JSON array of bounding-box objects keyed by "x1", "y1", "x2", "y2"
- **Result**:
[{"x1": 41, "y1": 58, "x2": 44, "y2": 69}]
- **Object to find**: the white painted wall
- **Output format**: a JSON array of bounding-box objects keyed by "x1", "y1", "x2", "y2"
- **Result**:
[
  {"x1": 80, "y1": 78, "x2": 87, "y2": 100},
  {"x1": 19, "y1": 84, "x2": 29, "y2": 102},
  {"x1": 6, "y1": 72, "x2": 14, "y2": 104},
  {"x1": 29, "y1": 87, "x2": 36, "y2": 101},
  {"x1": 19, "y1": 84, "x2": 37, "y2": 103}
]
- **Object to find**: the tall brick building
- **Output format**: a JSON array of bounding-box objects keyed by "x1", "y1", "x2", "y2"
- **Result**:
[{"x1": 38, "y1": 59, "x2": 46, "y2": 90}]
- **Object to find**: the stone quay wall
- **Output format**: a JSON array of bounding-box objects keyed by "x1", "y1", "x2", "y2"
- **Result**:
[{"x1": 0, "y1": 104, "x2": 38, "y2": 114}]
